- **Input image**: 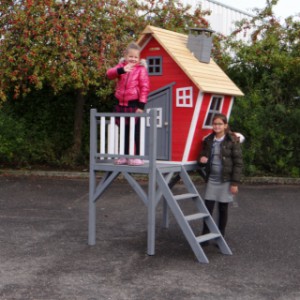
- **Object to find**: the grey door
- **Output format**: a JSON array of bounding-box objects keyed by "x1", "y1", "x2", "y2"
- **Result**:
[{"x1": 145, "y1": 84, "x2": 173, "y2": 160}]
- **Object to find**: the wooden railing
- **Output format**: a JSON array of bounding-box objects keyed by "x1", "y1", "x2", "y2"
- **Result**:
[{"x1": 89, "y1": 108, "x2": 158, "y2": 165}]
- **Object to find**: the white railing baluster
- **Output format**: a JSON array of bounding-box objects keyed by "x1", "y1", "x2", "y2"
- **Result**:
[
  {"x1": 119, "y1": 117, "x2": 125, "y2": 155},
  {"x1": 100, "y1": 116, "x2": 106, "y2": 160},
  {"x1": 129, "y1": 117, "x2": 135, "y2": 156},
  {"x1": 114, "y1": 124, "x2": 119, "y2": 154},
  {"x1": 140, "y1": 116, "x2": 146, "y2": 156},
  {"x1": 108, "y1": 117, "x2": 115, "y2": 155},
  {"x1": 94, "y1": 110, "x2": 156, "y2": 161}
]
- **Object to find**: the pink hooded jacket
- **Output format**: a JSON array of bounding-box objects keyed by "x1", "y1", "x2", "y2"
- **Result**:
[{"x1": 106, "y1": 59, "x2": 150, "y2": 107}]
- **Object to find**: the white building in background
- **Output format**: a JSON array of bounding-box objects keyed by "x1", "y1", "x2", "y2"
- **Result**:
[{"x1": 184, "y1": 0, "x2": 254, "y2": 40}]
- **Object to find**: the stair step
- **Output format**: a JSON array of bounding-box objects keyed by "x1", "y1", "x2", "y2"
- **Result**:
[
  {"x1": 185, "y1": 212, "x2": 208, "y2": 221},
  {"x1": 196, "y1": 233, "x2": 220, "y2": 243},
  {"x1": 155, "y1": 165, "x2": 232, "y2": 263},
  {"x1": 174, "y1": 193, "x2": 198, "y2": 201}
]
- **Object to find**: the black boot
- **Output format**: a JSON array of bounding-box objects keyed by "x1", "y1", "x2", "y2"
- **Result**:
[{"x1": 218, "y1": 202, "x2": 228, "y2": 237}]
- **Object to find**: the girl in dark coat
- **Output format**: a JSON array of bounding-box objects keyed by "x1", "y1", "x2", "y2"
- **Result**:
[{"x1": 198, "y1": 113, "x2": 243, "y2": 238}]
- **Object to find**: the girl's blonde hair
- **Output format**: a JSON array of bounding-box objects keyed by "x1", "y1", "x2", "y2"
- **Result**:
[{"x1": 124, "y1": 42, "x2": 141, "y2": 54}]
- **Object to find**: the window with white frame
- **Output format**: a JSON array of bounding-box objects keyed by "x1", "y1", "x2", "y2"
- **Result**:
[
  {"x1": 146, "y1": 107, "x2": 162, "y2": 128},
  {"x1": 176, "y1": 87, "x2": 193, "y2": 107},
  {"x1": 204, "y1": 96, "x2": 224, "y2": 126}
]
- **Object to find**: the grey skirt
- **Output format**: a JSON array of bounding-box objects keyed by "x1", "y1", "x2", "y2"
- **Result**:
[{"x1": 204, "y1": 180, "x2": 233, "y2": 203}]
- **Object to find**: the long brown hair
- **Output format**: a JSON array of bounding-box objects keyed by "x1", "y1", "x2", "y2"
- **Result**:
[{"x1": 212, "y1": 113, "x2": 239, "y2": 142}]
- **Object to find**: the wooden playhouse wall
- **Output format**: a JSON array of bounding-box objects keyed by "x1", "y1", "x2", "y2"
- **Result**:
[
  {"x1": 141, "y1": 37, "x2": 234, "y2": 162},
  {"x1": 141, "y1": 38, "x2": 200, "y2": 162}
]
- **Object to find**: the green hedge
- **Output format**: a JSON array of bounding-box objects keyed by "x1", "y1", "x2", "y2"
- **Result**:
[
  {"x1": 0, "y1": 88, "x2": 299, "y2": 177},
  {"x1": 231, "y1": 96, "x2": 300, "y2": 177}
]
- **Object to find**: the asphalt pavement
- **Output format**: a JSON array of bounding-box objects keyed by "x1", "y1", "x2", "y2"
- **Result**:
[{"x1": 0, "y1": 174, "x2": 299, "y2": 300}]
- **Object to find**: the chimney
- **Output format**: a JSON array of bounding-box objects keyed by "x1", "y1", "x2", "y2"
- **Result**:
[{"x1": 187, "y1": 28, "x2": 214, "y2": 64}]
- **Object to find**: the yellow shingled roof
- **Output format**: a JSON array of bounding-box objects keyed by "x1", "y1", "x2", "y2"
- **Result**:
[{"x1": 137, "y1": 25, "x2": 244, "y2": 97}]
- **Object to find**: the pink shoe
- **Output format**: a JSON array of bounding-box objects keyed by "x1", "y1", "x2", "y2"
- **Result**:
[
  {"x1": 128, "y1": 158, "x2": 144, "y2": 166},
  {"x1": 114, "y1": 158, "x2": 128, "y2": 165}
]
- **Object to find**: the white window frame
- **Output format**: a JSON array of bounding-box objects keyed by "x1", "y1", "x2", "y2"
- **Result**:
[
  {"x1": 146, "y1": 107, "x2": 162, "y2": 128},
  {"x1": 203, "y1": 95, "x2": 224, "y2": 128},
  {"x1": 176, "y1": 87, "x2": 193, "y2": 107}
]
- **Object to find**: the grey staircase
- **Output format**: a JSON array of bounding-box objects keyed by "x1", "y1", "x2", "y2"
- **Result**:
[{"x1": 156, "y1": 165, "x2": 232, "y2": 263}]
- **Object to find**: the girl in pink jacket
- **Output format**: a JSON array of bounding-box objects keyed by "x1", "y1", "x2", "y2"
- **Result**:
[{"x1": 106, "y1": 42, "x2": 150, "y2": 166}]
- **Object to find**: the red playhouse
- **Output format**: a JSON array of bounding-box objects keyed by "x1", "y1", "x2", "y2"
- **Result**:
[
  {"x1": 88, "y1": 26, "x2": 244, "y2": 263},
  {"x1": 138, "y1": 25, "x2": 244, "y2": 163}
]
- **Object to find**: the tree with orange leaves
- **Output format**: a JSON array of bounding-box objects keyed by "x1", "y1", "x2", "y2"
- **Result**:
[{"x1": 0, "y1": 0, "x2": 210, "y2": 161}]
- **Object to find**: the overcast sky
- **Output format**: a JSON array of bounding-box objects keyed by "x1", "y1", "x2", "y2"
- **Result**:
[{"x1": 219, "y1": 0, "x2": 299, "y2": 20}]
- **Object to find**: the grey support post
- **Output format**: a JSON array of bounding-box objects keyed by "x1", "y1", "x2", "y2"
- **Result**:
[
  {"x1": 147, "y1": 109, "x2": 158, "y2": 256},
  {"x1": 88, "y1": 109, "x2": 97, "y2": 245}
]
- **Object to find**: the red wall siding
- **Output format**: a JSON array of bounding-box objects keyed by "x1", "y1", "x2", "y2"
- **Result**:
[
  {"x1": 141, "y1": 38, "x2": 199, "y2": 161},
  {"x1": 221, "y1": 95, "x2": 232, "y2": 117},
  {"x1": 141, "y1": 39, "x2": 173, "y2": 93},
  {"x1": 187, "y1": 93, "x2": 211, "y2": 161}
]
